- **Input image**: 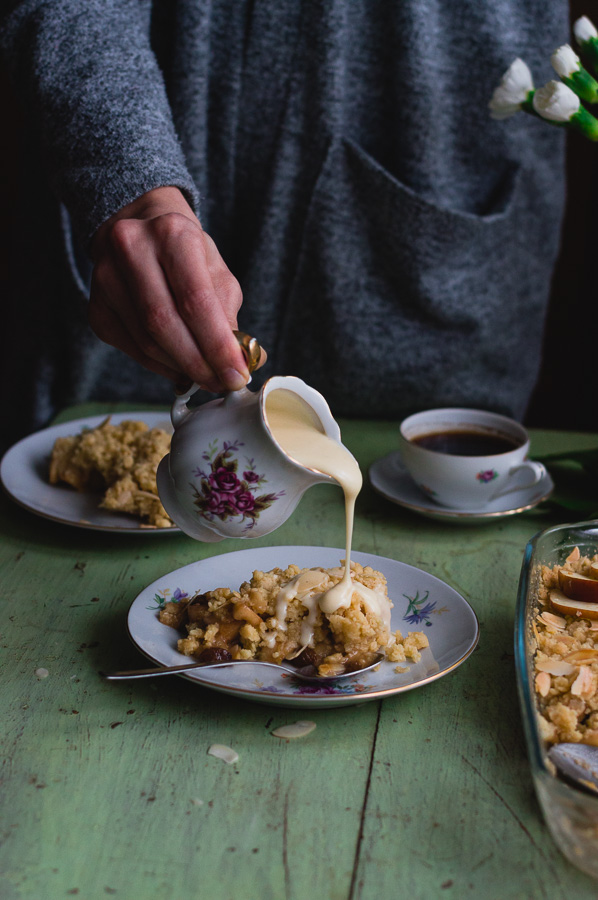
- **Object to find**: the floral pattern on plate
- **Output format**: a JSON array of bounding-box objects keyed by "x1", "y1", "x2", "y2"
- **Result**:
[{"x1": 402, "y1": 590, "x2": 450, "y2": 627}]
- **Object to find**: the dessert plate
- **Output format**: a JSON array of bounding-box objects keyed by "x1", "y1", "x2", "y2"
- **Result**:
[
  {"x1": 127, "y1": 545, "x2": 479, "y2": 708},
  {"x1": 0, "y1": 411, "x2": 179, "y2": 534},
  {"x1": 369, "y1": 451, "x2": 554, "y2": 523}
]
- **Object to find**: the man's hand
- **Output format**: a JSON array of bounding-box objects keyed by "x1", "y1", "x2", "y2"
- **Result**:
[{"x1": 89, "y1": 186, "x2": 251, "y2": 392}]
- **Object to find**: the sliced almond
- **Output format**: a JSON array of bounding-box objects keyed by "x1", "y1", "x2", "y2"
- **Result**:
[
  {"x1": 549, "y1": 589, "x2": 598, "y2": 620},
  {"x1": 295, "y1": 569, "x2": 328, "y2": 597},
  {"x1": 538, "y1": 611, "x2": 567, "y2": 630},
  {"x1": 564, "y1": 649, "x2": 598, "y2": 664},
  {"x1": 535, "y1": 657, "x2": 575, "y2": 676},
  {"x1": 271, "y1": 720, "x2": 316, "y2": 740},
  {"x1": 571, "y1": 666, "x2": 595, "y2": 697},
  {"x1": 207, "y1": 744, "x2": 239, "y2": 765},
  {"x1": 535, "y1": 671, "x2": 551, "y2": 697},
  {"x1": 566, "y1": 547, "x2": 581, "y2": 563}
]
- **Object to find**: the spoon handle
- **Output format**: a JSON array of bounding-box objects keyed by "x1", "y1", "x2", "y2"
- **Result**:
[
  {"x1": 101, "y1": 660, "x2": 235, "y2": 680},
  {"x1": 101, "y1": 652, "x2": 384, "y2": 681}
]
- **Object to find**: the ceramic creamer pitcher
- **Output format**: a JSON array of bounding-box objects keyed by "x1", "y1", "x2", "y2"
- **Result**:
[{"x1": 157, "y1": 337, "x2": 343, "y2": 541}]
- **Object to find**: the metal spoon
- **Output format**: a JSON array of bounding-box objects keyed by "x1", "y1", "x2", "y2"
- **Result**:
[
  {"x1": 101, "y1": 652, "x2": 385, "y2": 683},
  {"x1": 548, "y1": 743, "x2": 598, "y2": 794}
]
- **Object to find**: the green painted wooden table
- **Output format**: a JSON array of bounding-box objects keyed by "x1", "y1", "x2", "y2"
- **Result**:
[{"x1": 3, "y1": 404, "x2": 598, "y2": 900}]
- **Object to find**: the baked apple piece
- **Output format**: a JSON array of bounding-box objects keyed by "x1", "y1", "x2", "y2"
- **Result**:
[
  {"x1": 550, "y1": 588, "x2": 598, "y2": 619},
  {"x1": 557, "y1": 569, "x2": 598, "y2": 603}
]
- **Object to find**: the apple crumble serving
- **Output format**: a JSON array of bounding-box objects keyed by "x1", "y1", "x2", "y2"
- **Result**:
[
  {"x1": 49, "y1": 417, "x2": 173, "y2": 527},
  {"x1": 533, "y1": 547, "x2": 598, "y2": 746},
  {"x1": 158, "y1": 561, "x2": 428, "y2": 677}
]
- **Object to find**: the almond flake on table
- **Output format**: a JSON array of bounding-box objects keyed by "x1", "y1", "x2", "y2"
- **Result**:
[
  {"x1": 207, "y1": 744, "x2": 239, "y2": 764},
  {"x1": 34, "y1": 668, "x2": 49, "y2": 679},
  {"x1": 271, "y1": 721, "x2": 317, "y2": 739}
]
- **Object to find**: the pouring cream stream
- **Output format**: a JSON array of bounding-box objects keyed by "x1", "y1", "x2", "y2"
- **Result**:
[{"x1": 264, "y1": 389, "x2": 390, "y2": 635}]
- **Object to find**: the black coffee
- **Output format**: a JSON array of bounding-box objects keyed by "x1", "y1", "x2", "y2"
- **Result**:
[{"x1": 411, "y1": 429, "x2": 520, "y2": 456}]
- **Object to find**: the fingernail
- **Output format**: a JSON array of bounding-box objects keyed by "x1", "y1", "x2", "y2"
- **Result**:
[{"x1": 222, "y1": 367, "x2": 249, "y2": 391}]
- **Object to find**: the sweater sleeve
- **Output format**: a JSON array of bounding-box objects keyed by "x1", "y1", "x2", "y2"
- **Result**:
[{"x1": 0, "y1": 0, "x2": 201, "y2": 242}]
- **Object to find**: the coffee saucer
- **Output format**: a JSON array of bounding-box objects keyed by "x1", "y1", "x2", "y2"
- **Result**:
[{"x1": 368, "y1": 451, "x2": 554, "y2": 523}]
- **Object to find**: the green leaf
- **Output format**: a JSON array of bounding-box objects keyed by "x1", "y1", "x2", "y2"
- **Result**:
[{"x1": 533, "y1": 448, "x2": 598, "y2": 515}]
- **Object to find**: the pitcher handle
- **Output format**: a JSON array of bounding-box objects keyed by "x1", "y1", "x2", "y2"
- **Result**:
[{"x1": 170, "y1": 331, "x2": 263, "y2": 429}]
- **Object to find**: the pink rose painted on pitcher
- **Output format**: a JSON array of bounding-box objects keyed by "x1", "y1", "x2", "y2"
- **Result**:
[{"x1": 192, "y1": 439, "x2": 285, "y2": 532}]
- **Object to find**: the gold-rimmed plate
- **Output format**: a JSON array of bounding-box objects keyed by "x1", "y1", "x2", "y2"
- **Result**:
[
  {"x1": 0, "y1": 412, "x2": 179, "y2": 534},
  {"x1": 126, "y1": 545, "x2": 479, "y2": 708},
  {"x1": 369, "y1": 451, "x2": 554, "y2": 524}
]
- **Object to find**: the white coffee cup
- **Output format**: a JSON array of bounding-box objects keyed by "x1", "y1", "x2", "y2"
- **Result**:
[{"x1": 398, "y1": 408, "x2": 546, "y2": 510}]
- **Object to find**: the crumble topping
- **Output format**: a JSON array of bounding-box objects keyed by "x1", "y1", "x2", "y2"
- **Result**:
[
  {"x1": 159, "y1": 561, "x2": 429, "y2": 677},
  {"x1": 533, "y1": 548, "x2": 598, "y2": 745},
  {"x1": 49, "y1": 416, "x2": 173, "y2": 527}
]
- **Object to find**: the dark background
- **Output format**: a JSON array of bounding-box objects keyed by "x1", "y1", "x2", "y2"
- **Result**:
[
  {"x1": 525, "y1": 0, "x2": 598, "y2": 431},
  {"x1": 0, "y1": 3, "x2": 595, "y2": 433}
]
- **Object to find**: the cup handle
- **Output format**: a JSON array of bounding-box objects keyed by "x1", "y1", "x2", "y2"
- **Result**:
[{"x1": 489, "y1": 461, "x2": 546, "y2": 501}]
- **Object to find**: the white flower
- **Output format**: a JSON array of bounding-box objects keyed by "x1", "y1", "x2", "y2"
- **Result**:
[
  {"x1": 489, "y1": 58, "x2": 534, "y2": 120},
  {"x1": 551, "y1": 44, "x2": 580, "y2": 79},
  {"x1": 533, "y1": 80, "x2": 580, "y2": 122},
  {"x1": 574, "y1": 15, "x2": 598, "y2": 45}
]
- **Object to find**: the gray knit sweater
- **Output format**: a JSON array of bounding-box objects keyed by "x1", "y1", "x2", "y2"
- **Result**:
[{"x1": 0, "y1": 0, "x2": 568, "y2": 447}]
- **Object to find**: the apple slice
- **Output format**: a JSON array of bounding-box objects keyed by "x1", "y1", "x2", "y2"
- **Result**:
[
  {"x1": 557, "y1": 569, "x2": 598, "y2": 603},
  {"x1": 550, "y1": 589, "x2": 598, "y2": 620}
]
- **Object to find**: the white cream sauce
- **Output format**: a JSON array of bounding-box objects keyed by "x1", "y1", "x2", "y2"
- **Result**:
[{"x1": 265, "y1": 388, "x2": 390, "y2": 645}]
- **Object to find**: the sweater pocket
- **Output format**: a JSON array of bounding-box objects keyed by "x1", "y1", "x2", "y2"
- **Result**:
[{"x1": 276, "y1": 136, "x2": 547, "y2": 419}]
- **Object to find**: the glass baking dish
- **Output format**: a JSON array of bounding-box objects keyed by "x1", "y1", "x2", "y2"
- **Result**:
[{"x1": 515, "y1": 520, "x2": 598, "y2": 878}]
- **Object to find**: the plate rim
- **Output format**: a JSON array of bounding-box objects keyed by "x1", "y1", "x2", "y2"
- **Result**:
[
  {"x1": 369, "y1": 451, "x2": 554, "y2": 520},
  {"x1": 126, "y1": 544, "x2": 480, "y2": 704},
  {"x1": 0, "y1": 410, "x2": 179, "y2": 534}
]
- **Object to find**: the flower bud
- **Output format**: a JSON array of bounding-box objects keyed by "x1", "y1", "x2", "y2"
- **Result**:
[
  {"x1": 574, "y1": 15, "x2": 598, "y2": 45},
  {"x1": 533, "y1": 79, "x2": 598, "y2": 140},
  {"x1": 489, "y1": 58, "x2": 534, "y2": 119},
  {"x1": 573, "y1": 15, "x2": 598, "y2": 77},
  {"x1": 551, "y1": 44, "x2": 580, "y2": 79},
  {"x1": 533, "y1": 80, "x2": 580, "y2": 122},
  {"x1": 551, "y1": 43, "x2": 598, "y2": 104}
]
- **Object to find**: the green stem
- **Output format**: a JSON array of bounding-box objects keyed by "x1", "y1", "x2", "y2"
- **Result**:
[
  {"x1": 570, "y1": 105, "x2": 598, "y2": 140},
  {"x1": 579, "y1": 38, "x2": 598, "y2": 78},
  {"x1": 563, "y1": 68, "x2": 598, "y2": 104},
  {"x1": 521, "y1": 91, "x2": 540, "y2": 117}
]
